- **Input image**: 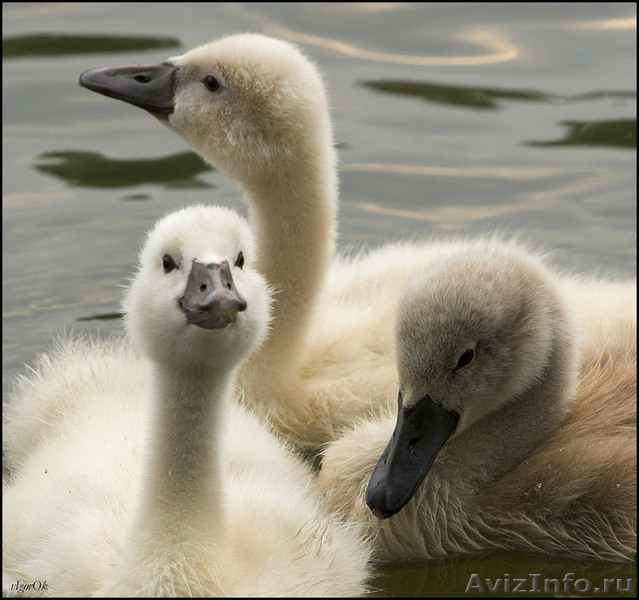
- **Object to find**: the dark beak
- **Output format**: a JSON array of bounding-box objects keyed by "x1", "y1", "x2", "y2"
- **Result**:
[
  {"x1": 365, "y1": 391, "x2": 459, "y2": 519},
  {"x1": 79, "y1": 62, "x2": 177, "y2": 118},
  {"x1": 179, "y1": 261, "x2": 247, "y2": 330}
]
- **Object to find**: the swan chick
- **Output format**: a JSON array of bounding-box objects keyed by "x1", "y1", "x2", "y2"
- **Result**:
[
  {"x1": 3, "y1": 205, "x2": 371, "y2": 597},
  {"x1": 319, "y1": 240, "x2": 636, "y2": 562},
  {"x1": 78, "y1": 33, "x2": 391, "y2": 453},
  {"x1": 367, "y1": 243, "x2": 579, "y2": 518},
  {"x1": 78, "y1": 33, "x2": 637, "y2": 459}
]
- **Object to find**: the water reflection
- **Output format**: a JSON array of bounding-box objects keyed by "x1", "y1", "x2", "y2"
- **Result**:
[
  {"x1": 268, "y1": 25, "x2": 519, "y2": 67},
  {"x1": 33, "y1": 151, "x2": 213, "y2": 189},
  {"x1": 361, "y1": 80, "x2": 636, "y2": 111},
  {"x1": 76, "y1": 313, "x2": 123, "y2": 322},
  {"x1": 527, "y1": 119, "x2": 637, "y2": 149},
  {"x1": 570, "y1": 15, "x2": 636, "y2": 31},
  {"x1": 2, "y1": 34, "x2": 181, "y2": 59},
  {"x1": 372, "y1": 550, "x2": 636, "y2": 597},
  {"x1": 362, "y1": 80, "x2": 547, "y2": 110}
]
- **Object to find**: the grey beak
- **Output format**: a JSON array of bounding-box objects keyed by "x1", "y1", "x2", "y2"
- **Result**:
[
  {"x1": 179, "y1": 261, "x2": 246, "y2": 330},
  {"x1": 79, "y1": 62, "x2": 177, "y2": 118}
]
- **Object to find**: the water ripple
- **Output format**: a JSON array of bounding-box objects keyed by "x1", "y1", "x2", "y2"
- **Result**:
[
  {"x1": 269, "y1": 26, "x2": 519, "y2": 67},
  {"x1": 33, "y1": 151, "x2": 213, "y2": 189},
  {"x1": 2, "y1": 34, "x2": 180, "y2": 59},
  {"x1": 361, "y1": 80, "x2": 635, "y2": 111}
]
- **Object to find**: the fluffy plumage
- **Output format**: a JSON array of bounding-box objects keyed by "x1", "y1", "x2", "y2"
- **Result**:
[
  {"x1": 3, "y1": 205, "x2": 371, "y2": 597},
  {"x1": 79, "y1": 34, "x2": 636, "y2": 460},
  {"x1": 318, "y1": 240, "x2": 636, "y2": 563}
]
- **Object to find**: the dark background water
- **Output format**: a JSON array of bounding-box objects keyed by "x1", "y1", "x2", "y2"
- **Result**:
[{"x1": 3, "y1": 3, "x2": 636, "y2": 596}]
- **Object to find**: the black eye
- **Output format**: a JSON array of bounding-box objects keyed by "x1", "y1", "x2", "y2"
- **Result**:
[
  {"x1": 203, "y1": 75, "x2": 220, "y2": 92},
  {"x1": 234, "y1": 250, "x2": 244, "y2": 269},
  {"x1": 162, "y1": 254, "x2": 178, "y2": 273},
  {"x1": 456, "y1": 349, "x2": 475, "y2": 370}
]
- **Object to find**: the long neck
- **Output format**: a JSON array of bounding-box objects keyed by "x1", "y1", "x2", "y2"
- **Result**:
[
  {"x1": 243, "y1": 138, "x2": 337, "y2": 384},
  {"x1": 137, "y1": 361, "x2": 234, "y2": 541}
]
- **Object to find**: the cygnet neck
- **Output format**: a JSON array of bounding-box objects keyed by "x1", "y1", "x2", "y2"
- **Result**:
[
  {"x1": 444, "y1": 313, "x2": 577, "y2": 489},
  {"x1": 137, "y1": 361, "x2": 235, "y2": 541},
  {"x1": 242, "y1": 142, "x2": 337, "y2": 384}
]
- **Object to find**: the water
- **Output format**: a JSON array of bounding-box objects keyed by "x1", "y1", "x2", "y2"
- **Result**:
[{"x1": 2, "y1": 3, "x2": 636, "y2": 596}]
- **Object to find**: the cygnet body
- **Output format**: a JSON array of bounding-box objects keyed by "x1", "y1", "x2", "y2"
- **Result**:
[
  {"x1": 78, "y1": 34, "x2": 636, "y2": 456},
  {"x1": 3, "y1": 205, "x2": 371, "y2": 597},
  {"x1": 318, "y1": 240, "x2": 636, "y2": 562}
]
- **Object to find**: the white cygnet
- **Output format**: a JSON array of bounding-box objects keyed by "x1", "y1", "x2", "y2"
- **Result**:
[{"x1": 3, "y1": 205, "x2": 371, "y2": 597}]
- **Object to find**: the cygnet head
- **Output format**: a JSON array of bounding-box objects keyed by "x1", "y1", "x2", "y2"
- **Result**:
[
  {"x1": 80, "y1": 34, "x2": 332, "y2": 183},
  {"x1": 398, "y1": 248, "x2": 564, "y2": 428},
  {"x1": 124, "y1": 204, "x2": 271, "y2": 368},
  {"x1": 366, "y1": 243, "x2": 577, "y2": 518}
]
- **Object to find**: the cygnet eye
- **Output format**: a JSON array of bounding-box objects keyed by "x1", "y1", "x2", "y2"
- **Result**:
[
  {"x1": 234, "y1": 250, "x2": 244, "y2": 269},
  {"x1": 455, "y1": 348, "x2": 475, "y2": 370},
  {"x1": 203, "y1": 75, "x2": 220, "y2": 92},
  {"x1": 162, "y1": 254, "x2": 178, "y2": 273}
]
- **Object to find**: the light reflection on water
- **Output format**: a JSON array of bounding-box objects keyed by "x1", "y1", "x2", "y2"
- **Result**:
[
  {"x1": 2, "y1": 3, "x2": 636, "y2": 596},
  {"x1": 263, "y1": 24, "x2": 520, "y2": 66}
]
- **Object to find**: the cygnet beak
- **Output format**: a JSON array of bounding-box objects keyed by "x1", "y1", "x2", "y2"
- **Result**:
[
  {"x1": 365, "y1": 391, "x2": 459, "y2": 519},
  {"x1": 79, "y1": 62, "x2": 176, "y2": 120},
  {"x1": 179, "y1": 261, "x2": 247, "y2": 330}
]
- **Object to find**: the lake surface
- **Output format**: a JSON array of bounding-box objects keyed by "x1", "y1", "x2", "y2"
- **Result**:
[{"x1": 2, "y1": 3, "x2": 636, "y2": 597}]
